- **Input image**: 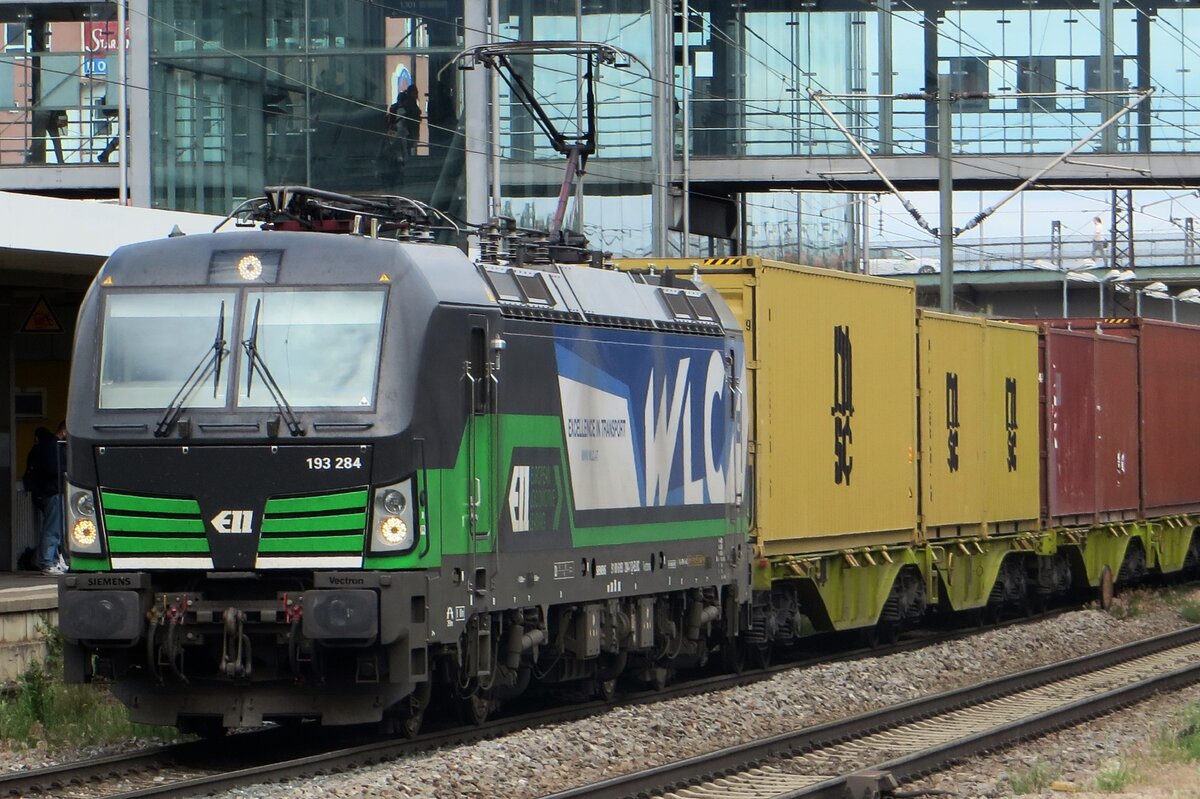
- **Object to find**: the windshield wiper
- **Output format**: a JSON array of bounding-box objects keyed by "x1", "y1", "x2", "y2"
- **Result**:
[
  {"x1": 154, "y1": 301, "x2": 228, "y2": 437},
  {"x1": 243, "y1": 299, "x2": 305, "y2": 437}
]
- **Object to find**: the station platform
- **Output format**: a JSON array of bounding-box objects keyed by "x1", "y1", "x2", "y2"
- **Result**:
[{"x1": 0, "y1": 571, "x2": 59, "y2": 686}]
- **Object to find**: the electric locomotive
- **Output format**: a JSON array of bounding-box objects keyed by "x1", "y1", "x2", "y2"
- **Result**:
[{"x1": 59, "y1": 188, "x2": 750, "y2": 732}]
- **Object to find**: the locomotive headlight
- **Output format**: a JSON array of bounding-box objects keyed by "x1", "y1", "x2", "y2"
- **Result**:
[
  {"x1": 382, "y1": 489, "x2": 406, "y2": 515},
  {"x1": 236, "y1": 254, "x2": 264, "y2": 280},
  {"x1": 72, "y1": 491, "x2": 95, "y2": 518},
  {"x1": 71, "y1": 519, "x2": 99, "y2": 548},
  {"x1": 369, "y1": 478, "x2": 418, "y2": 554},
  {"x1": 378, "y1": 517, "x2": 411, "y2": 547},
  {"x1": 64, "y1": 482, "x2": 103, "y2": 555}
]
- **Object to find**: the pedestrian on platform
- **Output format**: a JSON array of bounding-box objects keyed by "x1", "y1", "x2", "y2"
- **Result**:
[
  {"x1": 1091, "y1": 215, "x2": 1108, "y2": 263},
  {"x1": 24, "y1": 422, "x2": 67, "y2": 575}
]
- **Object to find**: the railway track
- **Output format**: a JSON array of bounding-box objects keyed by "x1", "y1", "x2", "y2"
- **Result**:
[
  {"x1": 544, "y1": 625, "x2": 1200, "y2": 799},
  {"x1": 0, "y1": 604, "x2": 1101, "y2": 798}
]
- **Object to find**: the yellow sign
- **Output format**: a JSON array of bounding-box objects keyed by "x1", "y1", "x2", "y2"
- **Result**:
[{"x1": 22, "y1": 296, "x2": 63, "y2": 333}]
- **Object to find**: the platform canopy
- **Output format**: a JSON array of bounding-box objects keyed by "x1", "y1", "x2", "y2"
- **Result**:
[{"x1": 0, "y1": 191, "x2": 230, "y2": 278}]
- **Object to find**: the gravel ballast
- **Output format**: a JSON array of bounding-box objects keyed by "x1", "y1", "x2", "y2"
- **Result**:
[
  {"x1": 4, "y1": 590, "x2": 1197, "y2": 798},
  {"x1": 226, "y1": 593, "x2": 1197, "y2": 799}
]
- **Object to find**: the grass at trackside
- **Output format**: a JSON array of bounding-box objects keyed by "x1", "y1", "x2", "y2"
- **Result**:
[
  {"x1": 1156, "y1": 702, "x2": 1200, "y2": 764},
  {"x1": 1008, "y1": 759, "x2": 1058, "y2": 794},
  {"x1": 1105, "y1": 583, "x2": 1200, "y2": 623},
  {"x1": 1004, "y1": 699, "x2": 1200, "y2": 796},
  {"x1": 0, "y1": 617, "x2": 175, "y2": 750}
]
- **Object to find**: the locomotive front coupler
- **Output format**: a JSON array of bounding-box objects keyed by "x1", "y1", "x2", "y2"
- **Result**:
[{"x1": 220, "y1": 607, "x2": 252, "y2": 678}]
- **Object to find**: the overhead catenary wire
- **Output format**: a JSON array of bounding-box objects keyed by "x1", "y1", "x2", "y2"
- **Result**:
[{"x1": 10, "y1": 2, "x2": 1200, "y2": 251}]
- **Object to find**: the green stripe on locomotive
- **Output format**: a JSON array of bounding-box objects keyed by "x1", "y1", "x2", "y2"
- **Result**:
[{"x1": 366, "y1": 413, "x2": 742, "y2": 570}]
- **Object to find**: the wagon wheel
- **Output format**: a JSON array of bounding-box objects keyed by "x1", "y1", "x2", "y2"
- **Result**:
[
  {"x1": 748, "y1": 642, "x2": 773, "y2": 668},
  {"x1": 1099, "y1": 565, "x2": 1115, "y2": 611},
  {"x1": 721, "y1": 635, "x2": 746, "y2": 675}
]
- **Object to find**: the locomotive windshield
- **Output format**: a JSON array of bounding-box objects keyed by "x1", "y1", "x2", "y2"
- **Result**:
[
  {"x1": 99, "y1": 292, "x2": 236, "y2": 409},
  {"x1": 237, "y1": 289, "x2": 386, "y2": 408},
  {"x1": 97, "y1": 288, "x2": 387, "y2": 411}
]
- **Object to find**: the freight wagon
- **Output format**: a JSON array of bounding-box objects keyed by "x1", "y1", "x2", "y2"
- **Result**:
[{"x1": 618, "y1": 257, "x2": 1200, "y2": 642}]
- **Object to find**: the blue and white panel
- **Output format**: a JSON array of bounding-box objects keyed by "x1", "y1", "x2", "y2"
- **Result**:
[{"x1": 554, "y1": 327, "x2": 746, "y2": 518}]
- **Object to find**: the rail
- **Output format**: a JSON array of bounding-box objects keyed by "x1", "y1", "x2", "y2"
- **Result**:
[
  {"x1": 543, "y1": 624, "x2": 1200, "y2": 799},
  {"x1": 0, "y1": 606, "x2": 1074, "y2": 798}
]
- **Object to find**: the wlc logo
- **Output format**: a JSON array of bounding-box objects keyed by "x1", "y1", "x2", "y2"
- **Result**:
[{"x1": 211, "y1": 510, "x2": 255, "y2": 534}]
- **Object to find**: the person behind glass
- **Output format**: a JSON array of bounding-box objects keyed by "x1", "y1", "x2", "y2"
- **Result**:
[
  {"x1": 46, "y1": 109, "x2": 68, "y2": 164},
  {"x1": 25, "y1": 422, "x2": 67, "y2": 575},
  {"x1": 387, "y1": 84, "x2": 421, "y2": 159},
  {"x1": 96, "y1": 95, "x2": 120, "y2": 162},
  {"x1": 400, "y1": 82, "x2": 421, "y2": 156}
]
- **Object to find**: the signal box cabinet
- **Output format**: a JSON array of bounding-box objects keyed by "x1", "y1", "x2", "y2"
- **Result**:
[
  {"x1": 617, "y1": 257, "x2": 918, "y2": 556},
  {"x1": 917, "y1": 313, "x2": 1040, "y2": 537}
]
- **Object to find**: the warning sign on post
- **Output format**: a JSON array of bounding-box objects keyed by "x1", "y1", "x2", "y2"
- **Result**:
[{"x1": 22, "y1": 296, "x2": 63, "y2": 333}]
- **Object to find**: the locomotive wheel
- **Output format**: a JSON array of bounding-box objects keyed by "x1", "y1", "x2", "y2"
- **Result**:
[
  {"x1": 397, "y1": 706, "x2": 425, "y2": 738},
  {"x1": 593, "y1": 677, "x2": 618, "y2": 702},
  {"x1": 1099, "y1": 565, "x2": 1115, "y2": 610},
  {"x1": 388, "y1": 682, "x2": 431, "y2": 738},
  {"x1": 458, "y1": 691, "x2": 492, "y2": 726}
]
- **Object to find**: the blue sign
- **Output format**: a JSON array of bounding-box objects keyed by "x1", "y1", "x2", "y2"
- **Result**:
[
  {"x1": 553, "y1": 326, "x2": 745, "y2": 513},
  {"x1": 84, "y1": 57, "x2": 107, "y2": 77}
]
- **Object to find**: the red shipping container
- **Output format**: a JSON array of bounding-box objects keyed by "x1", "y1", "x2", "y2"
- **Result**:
[
  {"x1": 1128, "y1": 321, "x2": 1200, "y2": 515},
  {"x1": 1040, "y1": 325, "x2": 1140, "y2": 526}
]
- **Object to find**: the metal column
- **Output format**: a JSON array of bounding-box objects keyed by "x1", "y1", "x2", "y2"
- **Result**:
[
  {"x1": 938, "y1": 74, "x2": 954, "y2": 312},
  {"x1": 1110, "y1": 188, "x2": 1134, "y2": 271},
  {"x1": 1100, "y1": 0, "x2": 1117, "y2": 152},
  {"x1": 1136, "y1": 8, "x2": 1153, "y2": 152},
  {"x1": 651, "y1": 0, "x2": 672, "y2": 255},
  {"x1": 877, "y1": 0, "x2": 893, "y2": 156},
  {"x1": 464, "y1": 1, "x2": 488, "y2": 230}
]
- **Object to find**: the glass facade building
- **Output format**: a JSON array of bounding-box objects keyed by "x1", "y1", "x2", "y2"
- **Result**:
[{"x1": 6, "y1": 0, "x2": 1200, "y2": 259}]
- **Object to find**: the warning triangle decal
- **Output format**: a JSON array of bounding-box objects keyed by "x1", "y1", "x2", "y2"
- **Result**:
[{"x1": 22, "y1": 296, "x2": 64, "y2": 333}]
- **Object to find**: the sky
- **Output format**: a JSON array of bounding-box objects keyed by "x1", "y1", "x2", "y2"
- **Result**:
[{"x1": 874, "y1": 188, "x2": 1200, "y2": 247}]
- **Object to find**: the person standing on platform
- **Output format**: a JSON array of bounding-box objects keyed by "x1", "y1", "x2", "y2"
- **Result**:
[
  {"x1": 1091, "y1": 215, "x2": 1108, "y2": 264},
  {"x1": 24, "y1": 422, "x2": 67, "y2": 575}
]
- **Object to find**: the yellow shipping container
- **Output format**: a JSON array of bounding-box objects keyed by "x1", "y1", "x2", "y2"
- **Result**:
[
  {"x1": 982, "y1": 320, "x2": 1040, "y2": 532},
  {"x1": 917, "y1": 312, "x2": 986, "y2": 533},
  {"x1": 617, "y1": 257, "x2": 918, "y2": 555},
  {"x1": 916, "y1": 312, "x2": 1039, "y2": 536}
]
